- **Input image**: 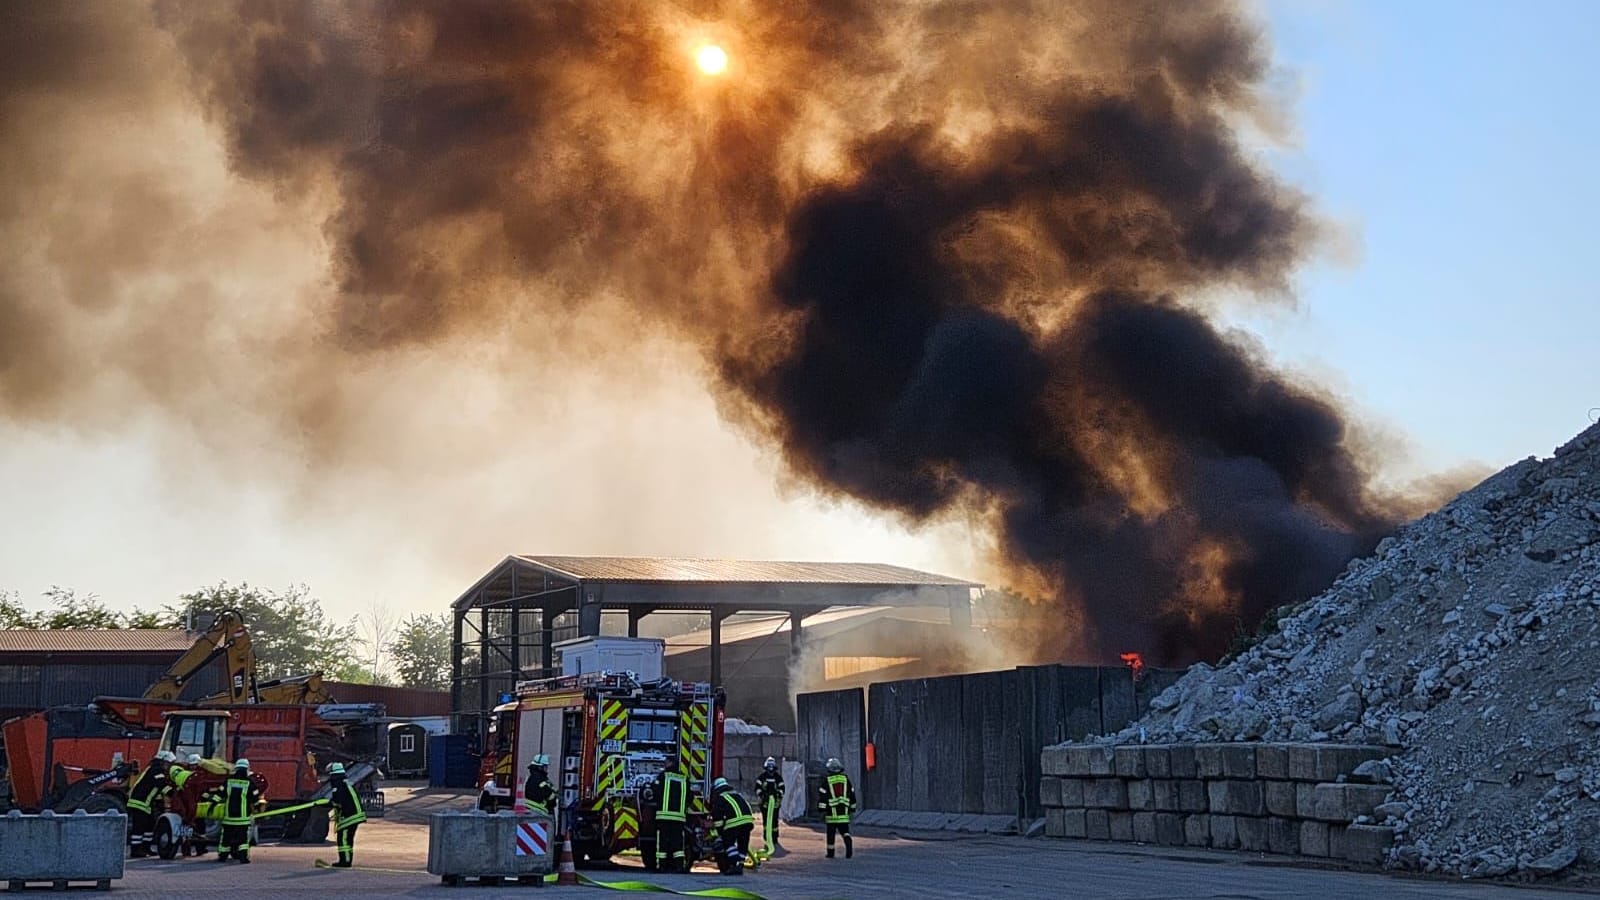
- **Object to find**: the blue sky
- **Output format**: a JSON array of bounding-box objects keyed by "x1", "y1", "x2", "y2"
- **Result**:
[{"x1": 1246, "y1": 0, "x2": 1600, "y2": 473}]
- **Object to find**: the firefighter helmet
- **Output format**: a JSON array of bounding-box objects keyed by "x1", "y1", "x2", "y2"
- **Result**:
[
  {"x1": 185, "y1": 754, "x2": 202, "y2": 766},
  {"x1": 531, "y1": 754, "x2": 550, "y2": 767},
  {"x1": 326, "y1": 762, "x2": 346, "y2": 776},
  {"x1": 234, "y1": 758, "x2": 250, "y2": 771},
  {"x1": 826, "y1": 757, "x2": 843, "y2": 773},
  {"x1": 763, "y1": 756, "x2": 777, "y2": 770},
  {"x1": 155, "y1": 750, "x2": 176, "y2": 763},
  {"x1": 713, "y1": 777, "x2": 730, "y2": 790}
]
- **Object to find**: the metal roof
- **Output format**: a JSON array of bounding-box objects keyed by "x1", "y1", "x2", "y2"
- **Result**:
[
  {"x1": 514, "y1": 556, "x2": 979, "y2": 587},
  {"x1": 0, "y1": 629, "x2": 194, "y2": 654}
]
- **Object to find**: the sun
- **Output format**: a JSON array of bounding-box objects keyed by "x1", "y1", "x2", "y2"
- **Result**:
[{"x1": 695, "y1": 45, "x2": 729, "y2": 76}]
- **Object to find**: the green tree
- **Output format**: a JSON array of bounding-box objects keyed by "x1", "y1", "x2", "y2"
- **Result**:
[
  {"x1": 0, "y1": 590, "x2": 33, "y2": 628},
  {"x1": 169, "y1": 582, "x2": 361, "y2": 681},
  {"x1": 389, "y1": 614, "x2": 452, "y2": 690},
  {"x1": 33, "y1": 587, "x2": 126, "y2": 629}
]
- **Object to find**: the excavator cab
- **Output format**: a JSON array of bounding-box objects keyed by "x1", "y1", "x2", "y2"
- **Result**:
[{"x1": 159, "y1": 710, "x2": 230, "y2": 762}]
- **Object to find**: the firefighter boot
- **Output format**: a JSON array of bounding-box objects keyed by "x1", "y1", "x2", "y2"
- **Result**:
[{"x1": 844, "y1": 835, "x2": 853, "y2": 859}]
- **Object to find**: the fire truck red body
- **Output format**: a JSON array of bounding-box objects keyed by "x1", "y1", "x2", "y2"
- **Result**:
[{"x1": 478, "y1": 667, "x2": 725, "y2": 866}]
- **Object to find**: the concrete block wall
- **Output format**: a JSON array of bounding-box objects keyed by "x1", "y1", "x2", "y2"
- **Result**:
[
  {"x1": 1041, "y1": 743, "x2": 1395, "y2": 865},
  {"x1": 722, "y1": 732, "x2": 799, "y2": 795}
]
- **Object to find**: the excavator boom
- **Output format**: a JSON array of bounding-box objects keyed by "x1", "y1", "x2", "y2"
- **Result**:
[
  {"x1": 142, "y1": 609, "x2": 256, "y2": 703},
  {"x1": 199, "y1": 672, "x2": 332, "y2": 706}
]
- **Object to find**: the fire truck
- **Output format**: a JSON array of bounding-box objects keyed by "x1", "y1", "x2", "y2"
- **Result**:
[{"x1": 477, "y1": 638, "x2": 726, "y2": 868}]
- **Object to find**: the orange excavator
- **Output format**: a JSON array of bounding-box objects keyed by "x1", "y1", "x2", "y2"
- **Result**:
[{"x1": 2, "y1": 610, "x2": 347, "y2": 842}]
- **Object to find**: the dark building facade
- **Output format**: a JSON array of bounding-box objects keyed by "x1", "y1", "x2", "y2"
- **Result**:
[{"x1": 0, "y1": 629, "x2": 225, "y2": 724}]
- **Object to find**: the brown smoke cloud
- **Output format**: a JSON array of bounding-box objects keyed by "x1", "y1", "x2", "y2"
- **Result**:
[{"x1": 2, "y1": 1, "x2": 1414, "y2": 664}]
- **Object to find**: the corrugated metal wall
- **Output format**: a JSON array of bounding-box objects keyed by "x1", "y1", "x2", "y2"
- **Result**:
[
  {"x1": 806, "y1": 664, "x2": 1179, "y2": 820},
  {"x1": 0, "y1": 659, "x2": 224, "y2": 713}
]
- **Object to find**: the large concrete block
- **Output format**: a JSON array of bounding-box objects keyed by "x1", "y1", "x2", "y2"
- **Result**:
[
  {"x1": 1085, "y1": 778, "x2": 1129, "y2": 810},
  {"x1": 1310, "y1": 783, "x2": 1392, "y2": 823},
  {"x1": 1342, "y1": 824, "x2": 1396, "y2": 864},
  {"x1": 1207, "y1": 780, "x2": 1265, "y2": 816},
  {"x1": 1266, "y1": 817, "x2": 1300, "y2": 855},
  {"x1": 724, "y1": 756, "x2": 743, "y2": 782},
  {"x1": 1221, "y1": 744, "x2": 1257, "y2": 779},
  {"x1": 1154, "y1": 813, "x2": 1185, "y2": 847},
  {"x1": 1086, "y1": 747, "x2": 1117, "y2": 776},
  {"x1": 1130, "y1": 812, "x2": 1155, "y2": 843},
  {"x1": 1041, "y1": 777, "x2": 1063, "y2": 808},
  {"x1": 1127, "y1": 779, "x2": 1154, "y2": 811},
  {"x1": 1178, "y1": 780, "x2": 1208, "y2": 813},
  {"x1": 1209, "y1": 814, "x2": 1240, "y2": 850},
  {"x1": 1063, "y1": 746, "x2": 1095, "y2": 775},
  {"x1": 1111, "y1": 811, "x2": 1136, "y2": 842},
  {"x1": 1194, "y1": 744, "x2": 1225, "y2": 778},
  {"x1": 1236, "y1": 816, "x2": 1270, "y2": 853},
  {"x1": 1045, "y1": 808, "x2": 1068, "y2": 838},
  {"x1": 1150, "y1": 779, "x2": 1178, "y2": 812},
  {"x1": 1115, "y1": 746, "x2": 1148, "y2": 778},
  {"x1": 1340, "y1": 784, "x2": 1391, "y2": 820},
  {"x1": 1300, "y1": 820, "x2": 1331, "y2": 857},
  {"x1": 1256, "y1": 743, "x2": 1290, "y2": 780},
  {"x1": 1264, "y1": 780, "x2": 1297, "y2": 817},
  {"x1": 1145, "y1": 746, "x2": 1172, "y2": 778},
  {"x1": 1058, "y1": 809, "x2": 1087, "y2": 839},
  {"x1": 1183, "y1": 813, "x2": 1210, "y2": 848},
  {"x1": 1316, "y1": 745, "x2": 1388, "y2": 783},
  {"x1": 1327, "y1": 824, "x2": 1350, "y2": 861},
  {"x1": 1041, "y1": 747, "x2": 1073, "y2": 776},
  {"x1": 1059, "y1": 778, "x2": 1085, "y2": 808},
  {"x1": 428, "y1": 811, "x2": 557, "y2": 880},
  {"x1": 1168, "y1": 744, "x2": 1197, "y2": 779},
  {"x1": 0, "y1": 810, "x2": 126, "y2": 886},
  {"x1": 1295, "y1": 782, "x2": 1319, "y2": 816},
  {"x1": 1287, "y1": 744, "x2": 1320, "y2": 781},
  {"x1": 1085, "y1": 809, "x2": 1111, "y2": 840}
]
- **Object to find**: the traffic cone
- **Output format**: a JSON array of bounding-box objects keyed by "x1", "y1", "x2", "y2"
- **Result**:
[{"x1": 556, "y1": 834, "x2": 578, "y2": 886}]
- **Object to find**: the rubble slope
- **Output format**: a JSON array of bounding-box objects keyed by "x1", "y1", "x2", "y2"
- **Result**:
[{"x1": 1113, "y1": 422, "x2": 1600, "y2": 878}]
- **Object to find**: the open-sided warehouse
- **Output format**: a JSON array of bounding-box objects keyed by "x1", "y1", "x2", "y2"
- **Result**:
[{"x1": 449, "y1": 555, "x2": 981, "y2": 733}]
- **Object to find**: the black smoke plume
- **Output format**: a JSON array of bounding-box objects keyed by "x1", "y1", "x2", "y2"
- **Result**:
[{"x1": 1, "y1": 0, "x2": 1408, "y2": 663}]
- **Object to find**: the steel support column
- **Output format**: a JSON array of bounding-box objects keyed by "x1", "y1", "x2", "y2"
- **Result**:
[
  {"x1": 710, "y1": 608, "x2": 726, "y2": 689},
  {"x1": 541, "y1": 608, "x2": 559, "y2": 673}
]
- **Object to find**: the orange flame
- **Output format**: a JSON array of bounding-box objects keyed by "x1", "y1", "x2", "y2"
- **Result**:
[{"x1": 1119, "y1": 651, "x2": 1145, "y2": 681}]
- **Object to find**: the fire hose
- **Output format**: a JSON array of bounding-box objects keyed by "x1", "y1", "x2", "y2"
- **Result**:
[
  {"x1": 252, "y1": 798, "x2": 330, "y2": 820},
  {"x1": 556, "y1": 873, "x2": 769, "y2": 898}
]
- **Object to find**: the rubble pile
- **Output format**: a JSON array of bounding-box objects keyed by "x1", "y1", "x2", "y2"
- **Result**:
[{"x1": 1110, "y1": 422, "x2": 1600, "y2": 878}]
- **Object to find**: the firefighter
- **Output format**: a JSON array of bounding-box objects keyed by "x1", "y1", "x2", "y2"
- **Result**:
[
  {"x1": 709, "y1": 777, "x2": 754, "y2": 876},
  {"x1": 325, "y1": 763, "x2": 366, "y2": 868},
  {"x1": 126, "y1": 750, "x2": 175, "y2": 857},
  {"x1": 653, "y1": 759, "x2": 690, "y2": 874},
  {"x1": 754, "y1": 756, "x2": 785, "y2": 859},
  {"x1": 524, "y1": 754, "x2": 557, "y2": 815},
  {"x1": 209, "y1": 759, "x2": 261, "y2": 863},
  {"x1": 816, "y1": 758, "x2": 856, "y2": 859}
]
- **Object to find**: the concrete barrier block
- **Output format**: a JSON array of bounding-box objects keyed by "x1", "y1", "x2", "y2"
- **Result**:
[
  {"x1": 1207, "y1": 780, "x2": 1264, "y2": 816},
  {"x1": 1114, "y1": 746, "x2": 1147, "y2": 778},
  {"x1": 1316, "y1": 745, "x2": 1387, "y2": 783},
  {"x1": 1084, "y1": 778, "x2": 1128, "y2": 810},
  {"x1": 1048, "y1": 808, "x2": 1087, "y2": 839},
  {"x1": 1178, "y1": 780, "x2": 1208, "y2": 812},
  {"x1": 1340, "y1": 784, "x2": 1392, "y2": 820},
  {"x1": 1221, "y1": 744, "x2": 1256, "y2": 779},
  {"x1": 1256, "y1": 743, "x2": 1290, "y2": 780},
  {"x1": 1041, "y1": 777, "x2": 1063, "y2": 808},
  {"x1": 1085, "y1": 809, "x2": 1111, "y2": 840},
  {"x1": 427, "y1": 811, "x2": 556, "y2": 880},
  {"x1": 1111, "y1": 811, "x2": 1136, "y2": 842},
  {"x1": 1145, "y1": 747, "x2": 1172, "y2": 778},
  {"x1": 1154, "y1": 813, "x2": 1184, "y2": 846},
  {"x1": 0, "y1": 809, "x2": 125, "y2": 885},
  {"x1": 1168, "y1": 744, "x2": 1197, "y2": 779},
  {"x1": 1327, "y1": 824, "x2": 1350, "y2": 861},
  {"x1": 1127, "y1": 778, "x2": 1154, "y2": 811},
  {"x1": 1194, "y1": 744, "x2": 1225, "y2": 778},
  {"x1": 1183, "y1": 814, "x2": 1210, "y2": 847},
  {"x1": 1296, "y1": 782, "x2": 1319, "y2": 816},
  {"x1": 1059, "y1": 778, "x2": 1085, "y2": 808},
  {"x1": 1288, "y1": 744, "x2": 1319, "y2": 781},
  {"x1": 1236, "y1": 816, "x2": 1270, "y2": 853},
  {"x1": 1041, "y1": 747, "x2": 1072, "y2": 776},
  {"x1": 1086, "y1": 747, "x2": 1116, "y2": 776},
  {"x1": 724, "y1": 734, "x2": 763, "y2": 759},
  {"x1": 1266, "y1": 817, "x2": 1300, "y2": 855},
  {"x1": 1300, "y1": 820, "x2": 1331, "y2": 857},
  {"x1": 1309, "y1": 783, "x2": 1390, "y2": 823},
  {"x1": 1129, "y1": 811, "x2": 1154, "y2": 843},
  {"x1": 724, "y1": 757, "x2": 743, "y2": 782},
  {"x1": 1150, "y1": 779, "x2": 1178, "y2": 812},
  {"x1": 1209, "y1": 814, "x2": 1239, "y2": 850},
  {"x1": 1264, "y1": 780, "x2": 1297, "y2": 817},
  {"x1": 1309, "y1": 784, "x2": 1347, "y2": 821}
]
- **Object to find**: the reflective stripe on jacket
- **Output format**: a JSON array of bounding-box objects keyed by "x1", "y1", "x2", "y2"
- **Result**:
[
  {"x1": 822, "y1": 773, "x2": 853, "y2": 824},
  {"x1": 713, "y1": 789, "x2": 754, "y2": 829},
  {"x1": 222, "y1": 776, "x2": 254, "y2": 826},
  {"x1": 657, "y1": 772, "x2": 688, "y2": 823},
  {"x1": 332, "y1": 780, "x2": 367, "y2": 828}
]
